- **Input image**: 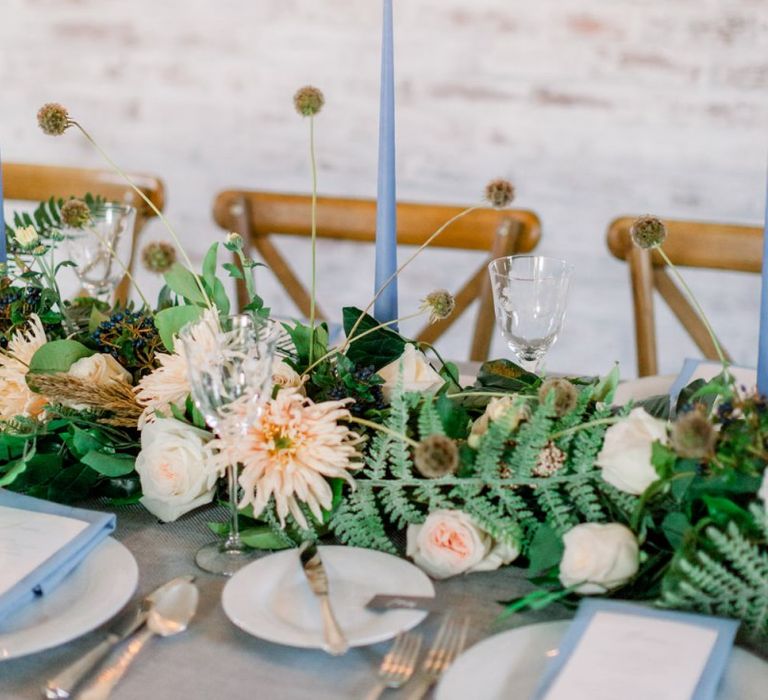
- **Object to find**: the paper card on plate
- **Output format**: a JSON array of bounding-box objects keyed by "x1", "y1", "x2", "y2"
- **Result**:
[{"x1": 533, "y1": 600, "x2": 739, "y2": 700}]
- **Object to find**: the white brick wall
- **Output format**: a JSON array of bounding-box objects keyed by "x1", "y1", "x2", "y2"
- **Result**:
[{"x1": 2, "y1": 0, "x2": 767, "y2": 377}]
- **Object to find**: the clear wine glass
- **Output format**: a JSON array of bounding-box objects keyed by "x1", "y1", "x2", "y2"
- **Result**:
[
  {"x1": 63, "y1": 203, "x2": 136, "y2": 301},
  {"x1": 179, "y1": 313, "x2": 279, "y2": 576},
  {"x1": 488, "y1": 255, "x2": 573, "y2": 373}
]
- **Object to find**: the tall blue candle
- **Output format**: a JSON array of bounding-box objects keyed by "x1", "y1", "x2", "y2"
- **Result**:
[
  {"x1": 373, "y1": 0, "x2": 398, "y2": 324},
  {"x1": 0, "y1": 149, "x2": 6, "y2": 266},
  {"x1": 757, "y1": 164, "x2": 768, "y2": 395}
]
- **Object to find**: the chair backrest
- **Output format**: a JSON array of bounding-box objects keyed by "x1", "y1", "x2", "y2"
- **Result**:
[
  {"x1": 607, "y1": 216, "x2": 763, "y2": 376},
  {"x1": 213, "y1": 191, "x2": 542, "y2": 361},
  {"x1": 2, "y1": 162, "x2": 165, "y2": 303}
]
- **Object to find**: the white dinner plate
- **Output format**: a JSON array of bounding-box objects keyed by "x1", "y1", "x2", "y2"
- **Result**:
[
  {"x1": 0, "y1": 537, "x2": 138, "y2": 660},
  {"x1": 222, "y1": 545, "x2": 434, "y2": 649},
  {"x1": 614, "y1": 374, "x2": 676, "y2": 405},
  {"x1": 436, "y1": 620, "x2": 768, "y2": 700}
]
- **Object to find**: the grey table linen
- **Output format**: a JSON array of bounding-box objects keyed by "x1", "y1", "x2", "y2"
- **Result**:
[{"x1": 1, "y1": 504, "x2": 765, "y2": 699}]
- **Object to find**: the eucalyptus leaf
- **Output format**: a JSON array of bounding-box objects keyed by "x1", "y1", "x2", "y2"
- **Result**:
[
  {"x1": 154, "y1": 305, "x2": 203, "y2": 352},
  {"x1": 28, "y1": 340, "x2": 94, "y2": 375},
  {"x1": 81, "y1": 451, "x2": 136, "y2": 477},
  {"x1": 164, "y1": 263, "x2": 207, "y2": 305}
]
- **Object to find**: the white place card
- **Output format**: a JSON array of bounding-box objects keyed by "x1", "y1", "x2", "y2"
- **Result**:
[
  {"x1": 0, "y1": 505, "x2": 88, "y2": 597},
  {"x1": 542, "y1": 611, "x2": 718, "y2": 700}
]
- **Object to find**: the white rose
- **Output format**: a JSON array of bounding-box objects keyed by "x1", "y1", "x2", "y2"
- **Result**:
[
  {"x1": 135, "y1": 418, "x2": 218, "y2": 522},
  {"x1": 406, "y1": 509, "x2": 520, "y2": 579},
  {"x1": 468, "y1": 395, "x2": 527, "y2": 448},
  {"x1": 758, "y1": 469, "x2": 768, "y2": 507},
  {"x1": 69, "y1": 353, "x2": 132, "y2": 385},
  {"x1": 15, "y1": 225, "x2": 39, "y2": 248},
  {"x1": 378, "y1": 344, "x2": 444, "y2": 401},
  {"x1": 272, "y1": 358, "x2": 305, "y2": 394},
  {"x1": 596, "y1": 408, "x2": 667, "y2": 495},
  {"x1": 559, "y1": 523, "x2": 639, "y2": 594}
]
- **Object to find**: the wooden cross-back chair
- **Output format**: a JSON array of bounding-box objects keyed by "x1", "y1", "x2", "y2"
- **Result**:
[
  {"x1": 607, "y1": 216, "x2": 763, "y2": 376},
  {"x1": 2, "y1": 162, "x2": 165, "y2": 304},
  {"x1": 213, "y1": 191, "x2": 542, "y2": 361}
]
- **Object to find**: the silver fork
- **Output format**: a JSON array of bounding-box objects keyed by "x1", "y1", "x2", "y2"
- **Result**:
[
  {"x1": 365, "y1": 632, "x2": 423, "y2": 700},
  {"x1": 406, "y1": 615, "x2": 469, "y2": 700}
]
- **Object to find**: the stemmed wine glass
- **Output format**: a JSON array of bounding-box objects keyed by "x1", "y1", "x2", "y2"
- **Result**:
[
  {"x1": 179, "y1": 313, "x2": 279, "y2": 576},
  {"x1": 63, "y1": 203, "x2": 136, "y2": 301},
  {"x1": 488, "y1": 255, "x2": 573, "y2": 373}
]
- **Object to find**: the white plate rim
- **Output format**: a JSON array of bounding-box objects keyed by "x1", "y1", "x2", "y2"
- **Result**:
[
  {"x1": 222, "y1": 545, "x2": 434, "y2": 649},
  {"x1": 0, "y1": 537, "x2": 138, "y2": 660},
  {"x1": 436, "y1": 619, "x2": 768, "y2": 700}
]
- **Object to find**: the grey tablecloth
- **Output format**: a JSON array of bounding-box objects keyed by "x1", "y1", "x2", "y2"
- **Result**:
[{"x1": 1, "y1": 504, "x2": 766, "y2": 699}]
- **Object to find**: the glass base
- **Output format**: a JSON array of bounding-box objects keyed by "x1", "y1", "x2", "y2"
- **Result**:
[{"x1": 195, "y1": 541, "x2": 260, "y2": 576}]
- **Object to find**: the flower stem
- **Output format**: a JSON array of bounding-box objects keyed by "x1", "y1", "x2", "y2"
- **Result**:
[
  {"x1": 72, "y1": 122, "x2": 213, "y2": 310},
  {"x1": 657, "y1": 247, "x2": 727, "y2": 368},
  {"x1": 548, "y1": 416, "x2": 621, "y2": 441},
  {"x1": 346, "y1": 205, "x2": 481, "y2": 344},
  {"x1": 308, "y1": 115, "x2": 319, "y2": 366},
  {"x1": 347, "y1": 415, "x2": 420, "y2": 448}
]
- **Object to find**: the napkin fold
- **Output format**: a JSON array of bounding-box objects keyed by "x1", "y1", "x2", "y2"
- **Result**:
[{"x1": 0, "y1": 489, "x2": 116, "y2": 622}]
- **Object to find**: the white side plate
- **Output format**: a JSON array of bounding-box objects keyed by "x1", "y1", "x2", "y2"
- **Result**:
[
  {"x1": 436, "y1": 620, "x2": 768, "y2": 700},
  {"x1": 222, "y1": 545, "x2": 434, "y2": 649},
  {"x1": 0, "y1": 537, "x2": 138, "y2": 660}
]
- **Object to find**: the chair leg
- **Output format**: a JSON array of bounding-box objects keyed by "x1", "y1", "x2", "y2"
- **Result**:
[{"x1": 629, "y1": 247, "x2": 658, "y2": 377}]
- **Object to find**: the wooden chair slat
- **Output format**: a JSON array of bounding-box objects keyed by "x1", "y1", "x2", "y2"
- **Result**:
[
  {"x1": 608, "y1": 216, "x2": 758, "y2": 376},
  {"x1": 213, "y1": 191, "x2": 542, "y2": 361},
  {"x1": 3, "y1": 162, "x2": 165, "y2": 305}
]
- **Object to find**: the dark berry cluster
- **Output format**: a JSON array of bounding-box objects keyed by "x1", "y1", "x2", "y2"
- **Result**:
[
  {"x1": 91, "y1": 310, "x2": 163, "y2": 375},
  {"x1": 322, "y1": 364, "x2": 387, "y2": 418}
]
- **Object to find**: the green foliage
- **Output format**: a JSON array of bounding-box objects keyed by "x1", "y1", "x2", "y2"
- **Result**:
[
  {"x1": 661, "y1": 505, "x2": 768, "y2": 636},
  {"x1": 28, "y1": 339, "x2": 94, "y2": 374},
  {"x1": 342, "y1": 307, "x2": 407, "y2": 370},
  {"x1": 154, "y1": 305, "x2": 203, "y2": 352}
]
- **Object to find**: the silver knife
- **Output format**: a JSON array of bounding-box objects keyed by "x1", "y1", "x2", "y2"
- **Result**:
[
  {"x1": 299, "y1": 542, "x2": 349, "y2": 656},
  {"x1": 42, "y1": 575, "x2": 195, "y2": 699}
]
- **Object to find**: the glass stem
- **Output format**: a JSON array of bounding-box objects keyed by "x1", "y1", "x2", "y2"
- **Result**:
[{"x1": 225, "y1": 462, "x2": 242, "y2": 551}]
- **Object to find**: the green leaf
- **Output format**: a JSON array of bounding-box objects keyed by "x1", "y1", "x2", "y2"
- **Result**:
[
  {"x1": 662, "y1": 511, "x2": 690, "y2": 549},
  {"x1": 154, "y1": 305, "x2": 203, "y2": 352},
  {"x1": 71, "y1": 426, "x2": 105, "y2": 457},
  {"x1": 527, "y1": 523, "x2": 564, "y2": 574},
  {"x1": 592, "y1": 363, "x2": 620, "y2": 403},
  {"x1": 88, "y1": 305, "x2": 109, "y2": 333},
  {"x1": 284, "y1": 321, "x2": 329, "y2": 368},
  {"x1": 28, "y1": 340, "x2": 94, "y2": 375},
  {"x1": 211, "y1": 278, "x2": 231, "y2": 316},
  {"x1": 342, "y1": 307, "x2": 406, "y2": 370},
  {"x1": 476, "y1": 359, "x2": 540, "y2": 392},
  {"x1": 222, "y1": 262, "x2": 244, "y2": 280},
  {"x1": 0, "y1": 450, "x2": 35, "y2": 487},
  {"x1": 81, "y1": 451, "x2": 135, "y2": 477},
  {"x1": 164, "y1": 263, "x2": 207, "y2": 305},
  {"x1": 239, "y1": 526, "x2": 295, "y2": 551},
  {"x1": 201, "y1": 243, "x2": 219, "y2": 290},
  {"x1": 436, "y1": 394, "x2": 470, "y2": 439}
]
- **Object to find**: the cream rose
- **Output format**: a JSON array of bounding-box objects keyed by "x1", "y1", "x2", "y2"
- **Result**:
[
  {"x1": 69, "y1": 353, "x2": 132, "y2": 385},
  {"x1": 406, "y1": 509, "x2": 520, "y2": 579},
  {"x1": 378, "y1": 344, "x2": 444, "y2": 401},
  {"x1": 135, "y1": 419, "x2": 217, "y2": 522},
  {"x1": 468, "y1": 395, "x2": 527, "y2": 448},
  {"x1": 272, "y1": 358, "x2": 305, "y2": 394},
  {"x1": 596, "y1": 408, "x2": 667, "y2": 495},
  {"x1": 559, "y1": 523, "x2": 639, "y2": 594}
]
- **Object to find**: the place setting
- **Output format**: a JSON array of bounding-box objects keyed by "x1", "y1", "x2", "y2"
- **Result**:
[{"x1": 3, "y1": 1, "x2": 768, "y2": 699}]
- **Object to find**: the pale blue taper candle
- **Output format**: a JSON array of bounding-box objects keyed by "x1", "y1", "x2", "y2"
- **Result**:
[
  {"x1": 757, "y1": 162, "x2": 768, "y2": 395},
  {"x1": 0, "y1": 148, "x2": 6, "y2": 266},
  {"x1": 373, "y1": 0, "x2": 398, "y2": 325}
]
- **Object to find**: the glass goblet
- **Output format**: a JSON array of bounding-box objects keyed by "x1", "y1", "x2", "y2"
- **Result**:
[
  {"x1": 179, "y1": 313, "x2": 278, "y2": 576},
  {"x1": 63, "y1": 203, "x2": 136, "y2": 302},
  {"x1": 488, "y1": 255, "x2": 573, "y2": 373}
]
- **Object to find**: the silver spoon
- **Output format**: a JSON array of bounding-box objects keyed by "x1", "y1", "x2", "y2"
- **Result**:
[{"x1": 77, "y1": 581, "x2": 199, "y2": 700}]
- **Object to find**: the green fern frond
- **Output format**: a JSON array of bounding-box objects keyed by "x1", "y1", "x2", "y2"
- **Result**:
[{"x1": 417, "y1": 397, "x2": 444, "y2": 438}]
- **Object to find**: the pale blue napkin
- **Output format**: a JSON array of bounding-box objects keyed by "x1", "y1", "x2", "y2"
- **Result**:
[
  {"x1": 0, "y1": 490, "x2": 116, "y2": 622},
  {"x1": 533, "y1": 599, "x2": 739, "y2": 700}
]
